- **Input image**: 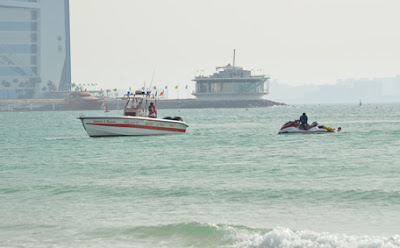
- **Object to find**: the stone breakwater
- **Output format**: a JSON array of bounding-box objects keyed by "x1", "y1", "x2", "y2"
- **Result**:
[{"x1": 156, "y1": 99, "x2": 286, "y2": 109}]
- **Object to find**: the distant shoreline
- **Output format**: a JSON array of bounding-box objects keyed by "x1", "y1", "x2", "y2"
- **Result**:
[{"x1": 0, "y1": 98, "x2": 286, "y2": 112}]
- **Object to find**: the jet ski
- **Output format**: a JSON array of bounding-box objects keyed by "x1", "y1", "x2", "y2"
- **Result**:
[{"x1": 278, "y1": 120, "x2": 341, "y2": 134}]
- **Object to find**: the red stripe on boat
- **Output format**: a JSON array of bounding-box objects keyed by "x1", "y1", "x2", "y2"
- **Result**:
[{"x1": 86, "y1": 123, "x2": 186, "y2": 133}]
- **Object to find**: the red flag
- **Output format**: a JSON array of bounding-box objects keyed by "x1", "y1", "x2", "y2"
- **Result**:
[{"x1": 159, "y1": 90, "x2": 164, "y2": 96}]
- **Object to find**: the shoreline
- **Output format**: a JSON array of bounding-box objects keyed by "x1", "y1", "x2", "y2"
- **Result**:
[{"x1": 0, "y1": 98, "x2": 286, "y2": 112}]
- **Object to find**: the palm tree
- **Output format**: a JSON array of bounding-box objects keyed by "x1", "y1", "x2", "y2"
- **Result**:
[
  {"x1": 30, "y1": 78, "x2": 41, "y2": 90},
  {"x1": 2, "y1": 80, "x2": 11, "y2": 99},
  {"x1": 47, "y1": 80, "x2": 57, "y2": 92},
  {"x1": 13, "y1": 78, "x2": 19, "y2": 88}
]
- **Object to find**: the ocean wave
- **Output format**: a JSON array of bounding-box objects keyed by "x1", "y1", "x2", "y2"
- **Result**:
[
  {"x1": 87, "y1": 222, "x2": 400, "y2": 248},
  {"x1": 255, "y1": 227, "x2": 400, "y2": 248}
]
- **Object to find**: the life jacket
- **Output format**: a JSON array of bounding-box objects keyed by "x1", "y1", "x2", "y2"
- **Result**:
[
  {"x1": 148, "y1": 105, "x2": 156, "y2": 118},
  {"x1": 300, "y1": 115, "x2": 308, "y2": 124}
]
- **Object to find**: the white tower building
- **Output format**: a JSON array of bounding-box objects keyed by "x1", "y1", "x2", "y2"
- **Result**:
[{"x1": 0, "y1": 0, "x2": 71, "y2": 99}]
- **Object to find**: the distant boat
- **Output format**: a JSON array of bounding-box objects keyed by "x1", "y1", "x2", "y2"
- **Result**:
[{"x1": 62, "y1": 91, "x2": 103, "y2": 111}]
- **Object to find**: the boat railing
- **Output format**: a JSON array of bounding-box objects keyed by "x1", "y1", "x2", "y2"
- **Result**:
[{"x1": 119, "y1": 92, "x2": 160, "y2": 101}]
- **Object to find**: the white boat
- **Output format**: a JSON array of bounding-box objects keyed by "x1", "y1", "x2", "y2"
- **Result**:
[{"x1": 78, "y1": 91, "x2": 189, "y2": 137}]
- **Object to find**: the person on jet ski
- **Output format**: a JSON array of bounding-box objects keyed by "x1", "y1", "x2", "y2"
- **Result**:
[{"x1": 299, "y1": 113, "x2": 309, "y2": 130}]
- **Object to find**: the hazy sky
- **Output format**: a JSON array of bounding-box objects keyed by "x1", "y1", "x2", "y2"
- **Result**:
[{"x1": 70, "y1": 0, "x2": 400, "y2": 95}]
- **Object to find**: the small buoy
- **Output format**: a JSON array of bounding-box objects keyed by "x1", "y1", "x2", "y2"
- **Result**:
[
  {"x1": 105, "y1": 103, "x2": 110, "y2": 112},
  {"x1": 245, "y1": 108, "x2": 248, "y2": 111}
]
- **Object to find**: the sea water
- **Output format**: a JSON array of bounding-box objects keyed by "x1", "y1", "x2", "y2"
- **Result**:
[{"x1": 1, "y1": 103, "x2": 400, "y2": 248}]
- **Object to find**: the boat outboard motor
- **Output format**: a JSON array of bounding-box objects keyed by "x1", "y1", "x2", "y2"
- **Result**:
[{"x1": 172, "y1": 116, "x2": 183, "y2": 121}]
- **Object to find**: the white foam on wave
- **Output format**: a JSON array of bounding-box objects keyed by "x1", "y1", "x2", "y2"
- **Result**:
[{"x1": 225, "y1": 226, "x2": 400, "y2": 248}]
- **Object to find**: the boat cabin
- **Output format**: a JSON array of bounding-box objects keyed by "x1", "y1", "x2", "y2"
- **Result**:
[{"x1": 122, "y1": 90, "x2": 158, "y2": 117}]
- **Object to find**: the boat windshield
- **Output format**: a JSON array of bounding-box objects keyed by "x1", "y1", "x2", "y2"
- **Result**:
[{"x1": 124, "y1": 97, "x2": 146, "y2": 117}]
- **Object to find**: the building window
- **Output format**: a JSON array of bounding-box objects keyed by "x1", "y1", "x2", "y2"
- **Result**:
[
  {"x1": 0, "y1": 22, "x2": 32, "y2": 31},
  {"x1": 31, "y1": 22, "x2": 37, "y2": 31},
  {"x1": 31, "y1": 33, "x2": 37, "y2": 42},
  {"x1": 221, "y1": 83, "x2": 233, "y2": 93},
  {"x1": 31, "y1": 10, "x2": 38, "y2": 20},
  {"x1": 30, "y1": 44, "x2": 37, "y2": 53},
  {"x1": 198, "y1": 83, "x2": 207, "y2": 93},
  {"x1": 30, "y1": 56, "x2": 37, "y2": 64},
  {"x1": 7, "y1": 44, "x2": 32, "y2": 54}
]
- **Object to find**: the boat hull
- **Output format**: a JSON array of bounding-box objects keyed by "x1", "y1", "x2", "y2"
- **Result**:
[
  {"x1": 278, "y1": 128, "x2": 328, "y2": 134},
  {"x1": 78, "y1": 116, "x2": 188, "y2": 137},
  {"x1": 278, "y1": 120, "x2": 338, "y2": 134},
  {"x1": 278, "y1": 126, "x2": 336, "y2": 134}
]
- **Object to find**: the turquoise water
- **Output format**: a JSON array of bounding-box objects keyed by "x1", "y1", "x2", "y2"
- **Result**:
[{"x1": 1, "y1": 104, "x2": 400, "y2": 247}]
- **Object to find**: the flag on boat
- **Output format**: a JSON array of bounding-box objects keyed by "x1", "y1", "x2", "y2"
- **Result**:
[{"x1": 159, "y1": 90, "x2": 164, "y2": 96}]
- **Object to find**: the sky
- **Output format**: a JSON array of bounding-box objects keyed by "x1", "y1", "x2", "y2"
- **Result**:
[{"x1": 69, "y1": 0, "x2": 400, "y2": 97}]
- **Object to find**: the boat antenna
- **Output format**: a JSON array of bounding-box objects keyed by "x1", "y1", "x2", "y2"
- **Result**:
[
  {"x1": 233, "y1": 49, "x2": 236, "y2": 68},
  {"x1": 148, "y1": 68, "x2": 156, "y2": 93}
]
